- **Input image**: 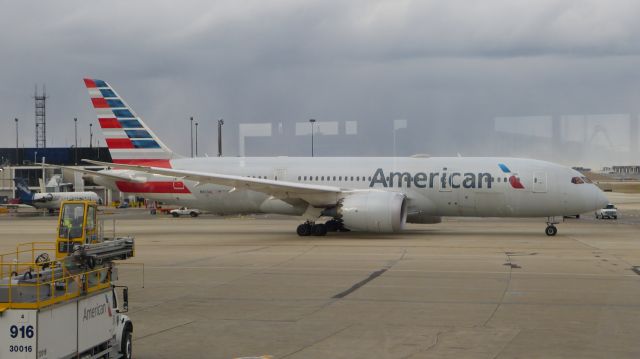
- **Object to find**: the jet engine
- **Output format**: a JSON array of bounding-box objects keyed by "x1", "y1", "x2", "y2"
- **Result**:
[{"x1": 337, "y1": 191, "x2": 407, "y2": 232}]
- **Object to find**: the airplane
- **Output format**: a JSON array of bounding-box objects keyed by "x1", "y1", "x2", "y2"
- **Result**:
[
  {"x1": 3, "y1": 177, "x2": 101, "y2": 211},
  {"x1": 59, "y1": 78, "x2": 608, "y2": 236}
]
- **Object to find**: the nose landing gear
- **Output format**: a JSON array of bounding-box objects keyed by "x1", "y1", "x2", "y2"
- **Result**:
[{"x1": 545, "y1": 217, "x2": 559, "y2": 236}]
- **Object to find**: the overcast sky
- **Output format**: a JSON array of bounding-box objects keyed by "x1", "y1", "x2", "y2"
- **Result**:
[{"x1": 1, "y1": 0, "x2": 640, "y2": 165}]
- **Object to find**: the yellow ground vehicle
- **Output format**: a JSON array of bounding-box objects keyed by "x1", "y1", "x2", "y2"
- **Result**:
[{"x1": 0, "y1": 200, "x2": 135, "y2": 359}]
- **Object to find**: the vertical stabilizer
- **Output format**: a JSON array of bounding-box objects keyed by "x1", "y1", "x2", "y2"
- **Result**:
[
  {"x1": 83, "y1": 78, "x2": 178, "y2": 168},
  {"x1": 14, "y1": 178, "x2": 33, "y2": 203}
]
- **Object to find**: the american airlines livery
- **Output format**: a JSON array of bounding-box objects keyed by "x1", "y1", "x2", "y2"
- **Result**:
[{"x1": 65, "y1": 78, "x2": 608, "y2": 236}]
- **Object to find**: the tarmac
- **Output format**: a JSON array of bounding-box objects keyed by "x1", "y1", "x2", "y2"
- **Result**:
[{"x1": 1, "y1": 193, "x2": 639, "y2": 358}]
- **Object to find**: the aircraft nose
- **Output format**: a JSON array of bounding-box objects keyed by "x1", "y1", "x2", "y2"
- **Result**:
[{"x1": 593, "y1": 186, "x2": 609, "y2": 209}]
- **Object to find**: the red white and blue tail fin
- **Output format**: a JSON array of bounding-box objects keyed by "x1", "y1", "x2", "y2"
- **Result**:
[{"x1": 84, "y1": 78, "x2": 178, "y2": 168}]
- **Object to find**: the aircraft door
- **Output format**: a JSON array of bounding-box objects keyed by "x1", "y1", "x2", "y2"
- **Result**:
[
  {"x1": 532, "y1": 172, "x2": 547, "y2": 193},
  {"x1": 274, "y1": 168, "x2": 287, "y2": 181},
  {"x1": 438, "y1": 168, "x2": 453, "y2": 192}
]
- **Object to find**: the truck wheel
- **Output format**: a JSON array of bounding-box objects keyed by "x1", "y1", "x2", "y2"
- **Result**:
[
  {"x1": 172, "y1": 212, "x2": 179, "y2": 217},
  {"x1": 190, "y1": 212, "x2": 198, "y2": 217},
  {"x1": 121, "y1": 329, "x2": 132, "y2": 359}
]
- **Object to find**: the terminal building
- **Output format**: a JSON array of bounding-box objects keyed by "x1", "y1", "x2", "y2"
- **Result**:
[{"x1": 0, "y1": 147, "x2": 118, "y2": 205}]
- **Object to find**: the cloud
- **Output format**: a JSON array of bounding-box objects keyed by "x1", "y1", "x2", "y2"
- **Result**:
[{"x1": 0, "y1": 0, "x2": 639, "y2": 167}]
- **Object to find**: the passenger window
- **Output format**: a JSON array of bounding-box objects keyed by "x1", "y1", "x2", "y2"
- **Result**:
[
  {"x1": 351, "y1": 176, "x2": 354, "y2": 181},
  {"x1": 333, "y1": 176, "x2": 336, "y2": 181},
  {"x1": 339, "y1": 176, "x2": 342, "y2": 181},
  {"x1": 315, "y1": 176, "x2": 318, "y2": 181},
  {"x1": 357, "y1": 176, "x2": 360, "y2": 181}
]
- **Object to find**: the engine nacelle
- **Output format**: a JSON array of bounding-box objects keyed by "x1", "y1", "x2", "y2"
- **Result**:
[{"x1": 338, "y1": 191, "x2": 407, "y2": 232}]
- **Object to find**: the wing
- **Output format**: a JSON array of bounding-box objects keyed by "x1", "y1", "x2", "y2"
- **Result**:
[
  {"x1": 45, "y1": 164, "x2": 147, "y2": 183},
  {"x1": 82, "y1": 159, "x2": 343, "y2": 207}
]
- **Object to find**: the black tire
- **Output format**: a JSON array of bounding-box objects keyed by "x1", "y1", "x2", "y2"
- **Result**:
[
  {"x1": 172, "y1": 212, "x2": 179, "y2": 217},
  {"x1": 190, "y1": 212, "x2": 198, "y2": 217},
  {"x1": 297, "y1": 224, "x2": 312, "y2": 236},
  {"x1": 613, "y1": 216, "x2": 617, "y2": 220},
  {"x1": 313, "y1": 224, "x2": 328, "y2": 236},
  {"x1": 325, "y1": 220, "x2": 339, "y2": 232},
  {"x1": 545, "y1": 225, "x2": 557, "y2": 236},
  {"x1": 121, "y1": 329, "x2": 132, "y2": 359}
]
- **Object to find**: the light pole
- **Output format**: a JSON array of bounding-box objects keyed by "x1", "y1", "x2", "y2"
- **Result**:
[
  {"x1": 195, "y1": 122, "x2": 199, "y2": 157},
  {"x1": 74, "y1": 118, "x2": 78, "y2": 164},
  {"x1": 14, "y1": 118, "x2": 19, "y2": 165},
  {"x1": 217, "y1": 119, "x2": 224, "y2": 157},
  {"x1": 309, "y1": 119, "x2": 316, "y2": 157},
  {"x1": 190, "y1": 117, "x2": 194, "y2": 157}
]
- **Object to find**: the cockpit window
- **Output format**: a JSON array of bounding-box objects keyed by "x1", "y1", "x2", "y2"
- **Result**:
[
  {"x1": 571, "y1": 177, "x2": 584, "y2": 184},
  {"x1": 581, "y1": 176, "x2": 593, "y2": 184}
]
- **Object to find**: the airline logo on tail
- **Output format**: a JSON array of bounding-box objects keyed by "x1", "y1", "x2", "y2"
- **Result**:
[
  {"x1": 14, "y1": 178, "x2": 33, "y2": 202},
  {"x1": 84, "y1": 78, "x2": 175, "y2": 168},
  {"x1": 84, "y1": 78, "x2": 191, "y2": 195}
]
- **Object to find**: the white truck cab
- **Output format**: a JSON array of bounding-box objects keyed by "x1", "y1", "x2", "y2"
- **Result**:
[
  {"x1": 170, "y1": 207, "x2": 201, "y2": 217},
  {"x1": 595, "y1": 203, "x2": 618, "y2": 219}
]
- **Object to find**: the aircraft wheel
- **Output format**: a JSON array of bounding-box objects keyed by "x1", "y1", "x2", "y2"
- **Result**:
[
  {"x1": 313, "y1": 223, "x2": 327, "y2": 236},
  {"x1": 325, "y1": 220, "x2": 339, "y2": 232},
  {"x1": 545, "y1": 225, "x2": 557, "y2": 236},
  {"x1": 297, "y1": 223, "x2": 312, "y2": 236}
]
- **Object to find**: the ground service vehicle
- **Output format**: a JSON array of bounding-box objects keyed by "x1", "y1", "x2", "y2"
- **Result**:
[
  {"x1": 0, "y1": 201, "x2": 135, "y2": 359},
  {"x1": 170, "y1": 207, "x2": 201, "y2": 217},
  {"x1": 595, "y1": 203, "x2": 618, "y2": 219}
]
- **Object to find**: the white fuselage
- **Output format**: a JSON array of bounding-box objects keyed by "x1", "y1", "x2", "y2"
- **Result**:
[
  {"x1": 31, "y1": 192, "x2": 101, "y2": 210},
  {"x1": 94, "y1": 157, "x2": 607, "y2": 219}
]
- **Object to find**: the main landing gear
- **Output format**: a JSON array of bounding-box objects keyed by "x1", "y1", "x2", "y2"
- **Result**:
[
  {"x1": 545, "y1": 217, "x2": 559, "y2": 236},
  {"x1": 297, "y1": 219, "x2": 349, "y2": 237},
  {"x1": 297, "y1": 221, "x2": 327, "y2": 236}
]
